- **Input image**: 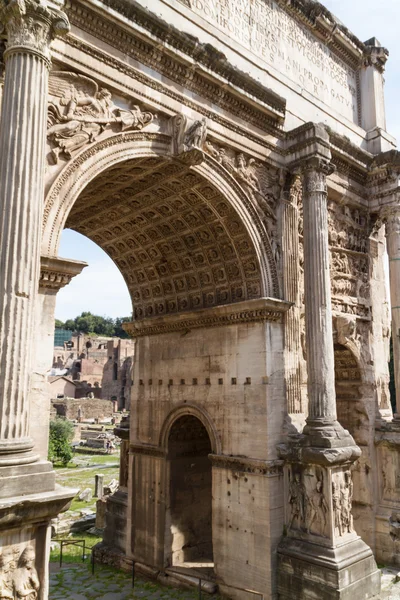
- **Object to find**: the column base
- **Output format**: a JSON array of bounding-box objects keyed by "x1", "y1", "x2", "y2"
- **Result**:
[
  {"x1": 0, "y1": 460, "x2": 55, "y2": 499},
  {"x1": 278, "y1": 536, "x2": 381, "y2": 600},
  {"x1": 0, "y1": 436, "x2": 38, "y2": 465},
  {"x1": 303, "y1": 419, "x2": 357, "y2": 450}
]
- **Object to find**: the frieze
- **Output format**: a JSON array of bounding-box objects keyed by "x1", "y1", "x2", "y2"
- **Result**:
[
  {"x1": 209, "y1": 453, "x2": 283, "y2": 476},
  {"x1": 123, "y1": 298, "x2": 290, "y2": 336}
]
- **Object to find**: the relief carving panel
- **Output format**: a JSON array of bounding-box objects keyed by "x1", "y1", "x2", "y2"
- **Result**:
[
  {"x1": 47, "y1": 72, "x2": 153, "y2": 164},
  {"x1": 0, "y1": 546, "x2": 39, "y2": 600}
]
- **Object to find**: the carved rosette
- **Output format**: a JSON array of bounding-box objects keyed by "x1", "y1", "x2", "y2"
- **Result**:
[{"x1": 0, "y1": 0, "x2": 69, "y2": 63}]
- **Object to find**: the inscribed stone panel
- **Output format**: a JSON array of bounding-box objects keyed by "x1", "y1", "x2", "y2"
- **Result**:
[{"x1": 186, "y1": 0, "x2": 359, "y2": 122}]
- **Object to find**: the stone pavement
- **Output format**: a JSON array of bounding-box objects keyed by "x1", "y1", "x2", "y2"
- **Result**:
[
  {"x1": 49, "y1": 563, "x2": 222, "y2": 599},
  {"x1": 49, "y1": 563, "x2": 400, "y2": 599}
]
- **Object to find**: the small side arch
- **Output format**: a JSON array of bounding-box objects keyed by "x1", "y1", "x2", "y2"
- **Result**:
[{"x1": 159, "y1": 404, "x2": 222, "y2": 456}]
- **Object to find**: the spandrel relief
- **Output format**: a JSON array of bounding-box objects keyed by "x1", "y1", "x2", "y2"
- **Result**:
[
  {"x1": 47, "y1": 72, "x2": 154, "y2": 163},
  {"x1": 205, "y1": 140, "x2": 280, "y2": 256}
]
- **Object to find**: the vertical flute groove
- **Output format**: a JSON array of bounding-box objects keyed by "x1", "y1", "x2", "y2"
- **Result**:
[{"x1": 302, "y1": 166, "x2": 337, "y2": 424}]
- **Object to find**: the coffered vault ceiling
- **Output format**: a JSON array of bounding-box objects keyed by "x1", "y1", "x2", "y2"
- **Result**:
[{"x1": 66, "y1": 157, "x2": 263, "y2": 320}]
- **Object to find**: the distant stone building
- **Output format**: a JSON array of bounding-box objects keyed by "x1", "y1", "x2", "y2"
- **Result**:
[{"x1": 52, "y1": 332, "x2": 134, "y2": 408}]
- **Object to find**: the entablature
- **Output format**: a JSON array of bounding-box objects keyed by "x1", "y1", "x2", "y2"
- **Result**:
[{"x1": 63, "y1": 0, "x2": 286, "y2": 135}]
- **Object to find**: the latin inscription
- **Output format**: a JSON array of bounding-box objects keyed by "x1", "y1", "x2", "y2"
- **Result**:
[{"x1": 187, "y1": 0, "x2": 359, "y2": 122}]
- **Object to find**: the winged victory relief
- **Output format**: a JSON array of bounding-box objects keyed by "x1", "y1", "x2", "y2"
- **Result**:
[{"x1": 47, "y1": 72, "x2": 154, "y2": 163}]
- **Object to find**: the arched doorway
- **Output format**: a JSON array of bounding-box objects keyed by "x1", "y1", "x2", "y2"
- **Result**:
[
  {"x1": 166, "y1": 415, "x2": 213, "y2": 569},
  {"x1": 334, "y1": 343, "x2": 363, "y2": 440}
]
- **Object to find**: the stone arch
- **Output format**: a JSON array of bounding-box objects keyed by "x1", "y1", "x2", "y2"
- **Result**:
[
  {"x1": 42, "y1": 132, "x2": 280, "y2": 319},
  {"x1": 159, "y1": 404, "x2": 221, "y2": 456}
]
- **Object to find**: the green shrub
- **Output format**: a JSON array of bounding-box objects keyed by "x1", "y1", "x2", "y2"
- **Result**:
[{"x1": 48, "y1": 418, "x2": 75, "y2": 466}]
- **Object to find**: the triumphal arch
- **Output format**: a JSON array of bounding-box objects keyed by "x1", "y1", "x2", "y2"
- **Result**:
[{"x1": 1, "y1": 0, "x2": 400, "y2": 597}]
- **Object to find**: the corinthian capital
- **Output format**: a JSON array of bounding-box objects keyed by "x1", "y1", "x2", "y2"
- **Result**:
[
  {"x1": 0, "y1": 0, "x2": 69, "y2": 62},
  {"x1": 296, "y1": 157, "x2": 335, "y2": 195},
  {"x1": 382, "y1": 206, "x2": 400, "y2": 237}
]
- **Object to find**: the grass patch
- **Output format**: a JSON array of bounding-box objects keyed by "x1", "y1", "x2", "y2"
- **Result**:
[
  {"x1": 51, "y1": 532, "x2": 102, "y2": 564},
  {"x1": 54, "y1": 450, "x2": 120, "y2": 513}
]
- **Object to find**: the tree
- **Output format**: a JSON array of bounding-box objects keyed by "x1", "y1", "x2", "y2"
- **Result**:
[
  {"x1": 48, "y1": 418, "x2": 75, "y2": 466},
  {"x1": 57, "y1": 312, "x2": 131, "y2": 338},
  {"x1": 55, "y1": 319, "x2": 65, "y2": 328}
]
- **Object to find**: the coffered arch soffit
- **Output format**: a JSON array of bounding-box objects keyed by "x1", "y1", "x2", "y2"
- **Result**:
[{"x1": 42, "y1": 132, "x2": 280, "y2": 319}]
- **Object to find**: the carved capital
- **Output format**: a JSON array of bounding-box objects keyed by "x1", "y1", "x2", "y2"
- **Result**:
[
  {"x1": 296, "y1": 158, "x2": 335, "y2": 195},
  {"x1": 382, "y1": 206, "x2": 400, "y2": 237},
  {"x1": 0, "y1": 0, "x2": 69, "y2": 63}
]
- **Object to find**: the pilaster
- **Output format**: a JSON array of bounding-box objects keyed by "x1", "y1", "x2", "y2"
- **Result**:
[
  {"x1": 30, "y1": 257, "x2": 87, "y2": 459},
  {"x1": 382, "y1": 209, "x2": 400, "y2": 419},
  {"x1": 282, "y1": 174, "x2": 304, "y2": 429}
]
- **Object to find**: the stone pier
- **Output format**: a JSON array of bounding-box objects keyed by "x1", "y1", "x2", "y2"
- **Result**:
[{"x1": 277, "y1": 125, "x2": 381, "y2": 600}]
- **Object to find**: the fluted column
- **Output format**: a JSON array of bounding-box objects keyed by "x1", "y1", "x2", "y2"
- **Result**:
[
  {"x1": 300, "y1": 158, "x2": 353, "y2": 445},
  {"x1": 282, "y1": 175, "x2": 303, "y2": 414},
  {"x1": 0, "y1": 0, "x2": 69, "y2": 464},
  {"x1": 384, "y1": 208, "x2": 400, "y2": 418}
]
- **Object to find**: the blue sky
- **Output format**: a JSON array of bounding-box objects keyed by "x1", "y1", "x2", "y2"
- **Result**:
[{"x1": 55, "y1": 0, "x2": 399, "y2": 322}]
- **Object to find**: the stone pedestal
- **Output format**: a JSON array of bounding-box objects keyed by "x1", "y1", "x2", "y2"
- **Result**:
[{"x1": 278, "y1": 453, "x2": 380, "y2": 600}]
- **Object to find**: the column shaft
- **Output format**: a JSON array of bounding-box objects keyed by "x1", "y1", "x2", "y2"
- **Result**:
[
  {"x1": 385, "y1": 210, "x2": 400, "y2": 416},
  {"x1": 0, "y1": 0, "x2": 69, "y2": 463},
  {"x1": 302, "y1": 162, "x2": 337, "y2": 424}
]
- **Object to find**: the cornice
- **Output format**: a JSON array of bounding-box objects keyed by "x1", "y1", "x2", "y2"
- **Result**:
[
  {"x1": 276, "y1": 0, "x2": 370, "y2": 70},
  {"x1": 65, "y1": 0, "x2": 286, "y2": 134},
  {"x1": 123, "y1": 298, "x2": 291, "y2": 337},
  {"x1": 57, "y1": 35, "x2": 282, "y2": 156},
  {"x1": 209, "y1": 453, "x2": 284, "y2": 476},
  {"x1": 130, "y1": 443, "x2": 166, "y2": 458},
  {"x1": 40, "y1": 256, "x2": 87, "y2": 291}
]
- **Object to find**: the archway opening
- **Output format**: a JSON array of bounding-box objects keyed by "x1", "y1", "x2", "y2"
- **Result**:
[
  {"x1": 334, "y1": 343, "x2": 363, "y2": 438},
  {"x1": 57, "y1": 155, "x2": 266, "y2": 320},
  {"x1": 166, "y1": 415, "x2": 213, "y2": 570}
]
